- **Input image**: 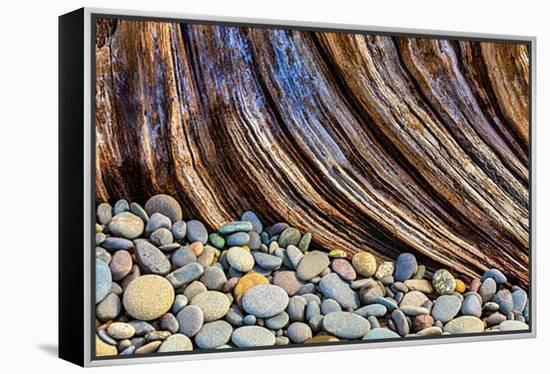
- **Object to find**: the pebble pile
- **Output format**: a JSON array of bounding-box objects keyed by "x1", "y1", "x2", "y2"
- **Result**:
[{"x1": 95, "y1": 194, "x2": 530, "y2": 357}]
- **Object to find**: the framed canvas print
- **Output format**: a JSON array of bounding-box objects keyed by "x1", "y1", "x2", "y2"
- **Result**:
[{"x1": 59, "y1": 7, "x2": 536, "y2": 367}]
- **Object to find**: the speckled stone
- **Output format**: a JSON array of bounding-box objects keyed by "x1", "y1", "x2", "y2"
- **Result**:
[
  {"x1": 108, "y1": 212, "x2": 144, "y2": 239},
  {"x1": 352, "y1": 252, "x2": 377, "y2": 278},
  {"x1": 232, "y1": 326, "x2": 276, "y2": 347},
  {"x1": 332, "y1": 259, "x2": 357, "y2": 281},
  {"x1": 394, "y1": 253, "x2": 417, "y2": 281},
  {"x1": 171, "y1": 246, "x2": 197, "y2": 268},
  {"x1": 96, "y1": 293, "x2": 121, "y2": 321},
  {"x1": 108, "y1": 322, "x2": 135, "y2": 339},
  {"x1": 109, "y1": 250, "x2": 133, "y2": 281},
  {"x1": 375, "y1": 261, "x2": 395, "y2": 280},
  {"x1": 150, "y1": 228, "x2": 173, "y2": 247},
  {"x1": 432, "y1": 269, "x2": 456, "y2": 295},
  {"x1": 319, "y1": 273, "x2": 360, "y2": 310},
  {"x1": 96, "y1": 335, "x2": 117, "y2": 356},
  {"x1": 134, "y1": 239, "x2": 171, "y2": 275},
  {"x1": 512, "y1": 288, "x2": 528, "y2": 313},
  {"x1": 96, "y1": 259, "x2": 112, "y2": 304},
  {"x1": 431, "y1": 295, "x2": 462, "y2": 323},
  {"x1": 123, "y1": 275, "x2": 175, "y2": 320},
  {"x1": 278, "y1": 227, "x2": 302, "y2": 248},
  {"x1": 498, "y1": 320, "x2": 529, "y2": 331},
  {"x1": 443, "y1": 316, "x2": 484, "y2": 334},
  {"x1": 297, "y1": 251, "x2": 330, "y2": 281},
  {"x1": 323, "y1": 312, "x2": 370, "y2": 339},
  {"x1": 287, "y1": 322, "x2": 313, "y2": 343},
  {"x1": 200, "y1": 266, "x2": 227, "y2": 291},
  {"x1": 363, "y1": 328, "x2": 400, "y2": 340},
  {"x1": 195, "y1": 321, "x2": 233, "y2": 349},
  {"x1": 227, "y1": 247, "x2": 255, "y2": 272},
  {"x1": 233, "y1": 272, "x2": 269, "y2": 302},
  {"x1": 176, "y1": 305, "x2": 204, "y2": 337},
  {"x1": 265, "y1": 312, "x2": 289, "y2": 330},
  {"x1": 97, "y1": 203, "x2": 113, "y2": 225},
  {"x1": 191, "y1": 291, "x2": 231, "y2": 321},
  {"x1": 404, "y1": 279, "x2": 434, "y2": 294},
  {"x1": 144, "y1": 194, "x2": 182, "y2": 223},
  {"x1": 242, "y1": 284, "x2": 289, "y2": 318},
  {"x1": 158, "y1": 334, "x2": 193, "y2": 352}
]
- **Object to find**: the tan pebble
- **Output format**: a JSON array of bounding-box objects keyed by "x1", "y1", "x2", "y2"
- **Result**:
[
  {"x1": 135, "y1": 340, "x2": 162, "y2": 354},
  {"x1": 352, "y1": 252, "x2": 377, "y2": 277},
  {"x1": 404, "y1": 279, "x2": 434, "y2": 294},
  {"x1": 123, "y1": 275, "x2": 175, "y2": 320},
  {"x1": 190, "y1": 241, "x2": 204, "y2": 256},
  {"x1": 375, "y1": 261, "x2": 395, "y2": 279},
  {"x1": 95, "y1": 335, "x2": 117, "y2": 356}
]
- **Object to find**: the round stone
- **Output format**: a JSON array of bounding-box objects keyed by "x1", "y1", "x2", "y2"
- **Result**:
[
  {"x1": 432, "y1": 269, "x2": 456, "y2": 295},
  {"x1": 231, "y1": 326, "x2": 276, "y2": 347},
  {"x1": 123, "y1": 275, "x2": 175, "y2": 320},
  {"x1": 134, "y1": 239, "x2": 171, "y2": 275},
  {"x1": 323, "y1": 312, "x2": 370, "y2": 339},
  {"x1": 186, "y1": 220, "x2": 208, "y2": 244},
  {"x1": 431, "y1": 295, "x2": 462, "y2": 323},
  {"x1": 271, "y1": 271, "x2": 304, "y2": 297},
  {"x1": 158, "y1": 334, "x2": 193, "y2": 352},
  {"x1": 321, "y1": 299, "x2": 342, "y2": 314},
  {"x1": 144, "y1": 194, "x2": 182, "y2": 223},
  {"x1": 319, "y1": 273, "x2": 360, "y2": 309},
  {"x1": 200, "y1": 266, "x2": 227, "y2": 291},
  {"x1": 375, "y1": 261, "x2": 395, "y2": 280},
  {"x1": 242, "y1": 284, "x2": 289, "y2": 318},
  {"x1": 107, "y1": 322, "x2": 135, "y2": 339},
  {"x1": 109, "y1": 250, "x2": 133, "y2": 281},
  {"x1": 461, "y1": 294, "x2": 482, "y2": 317},
  {"x1": 443, "y1": 316, "x2": 484, "y2": 334},
  {"x1": 278, "y1": 227, "x2": 301, "y2": 248},
  {"x1": 171, "y1": 220, "x2": 187, "y2": 241},
  {"x1": 233, "y1": 272, "x2": 269, "y2": 302},
  {"x1": 287, "y1": 322, "x2": 313, "y2": 343},
  {"x1": 96, "y1": 293, "x2": 121, "y2": 321},
  {"x1": 394, "y1": 253, "x2": 417, "y2": 281},
  {"x1": 108, "y1": 212, "x2": 144, "y2": 239},
  {"x1": 160, "y1": 313, "x2": 179, "y2": 333},
  {"x1": 227, "y1": 247, "x2": 255, "y2": 272},
  {"x1": 195, "y1": 321, "x2": 233, "y2": 349},
  {"x1": 145, "y1": 213, "x2": 171, "y2": 235},
  {"x1": 97, "y1": 203, "x2": 113, "y2": 225},
  {"x1": 297, "y1": 251, "x2": 330, "y2": 281},
  {"x1": 183, "y1": 281, "x2": 208, "y2": 300},
  {"x1": 241, "y1": 211, "x2": 263, "y2": 233},
  {"x1": 454, "y1": 279, "x2": 466, "y2": 293},
  {"x1": 363, "y1": 328, "x2": 400, "y2": 340},
  {"x1": 171, "y1": 246, "x2": 197, "y2": 268},
  {"x1": 208, "y1": 233, "x2": 225, "y2": 249},
  {"x1": 176, "y1": 305, "x2": 204, "y2": 337},
  {"x1": 352, "y1": 252, "x2": 377, "y2": 278},
  {"x1": 96, "y1": 259, "x2": 112, "y2": 304},
  {"x1": 332, "y1": 259, "x2": 357, "y2": 281},
  {"x1": 191, "y1": 291, "x2": 231, "y2": 321}
]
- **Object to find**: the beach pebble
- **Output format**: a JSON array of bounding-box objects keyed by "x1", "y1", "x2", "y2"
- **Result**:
[
  {"x1": 242, "y1": 284, "x2": 289, "y2": 318},
  {"x1": 432, "y1": 269, "x2": 456, "y2": 295},
  {"x1": 461, "y1": 294, "x2": 482, "y2": 317},
  {"x1": 394, "y1": 253, "x2": 417, "y2": 281},
  {"x1": 96, "y1": 293, "x2": 121, "y2": 321},
  {"x1": 498, "y1": 320, "x2": 529, "y2": 331},
  {"x1": 200, "y1": 266, "x2": 227, "y2": 291},
  {"x1": 319, "y1": 273, "x2": 360, "y2": 310},
  {"x1": 253, "y1": 252, "x2": 283, "y2": 270},
  {"x1": 443, "y1": 316, "x2": 484, "y2": 334},
  {"x1": 123, "y1": 275, "x2": 174, "y2": 320},
  {"x1": 109, "y1": 250, "x2": 133, "y2": 281},
  {"x1": 96, "y1": 259, "x2": 112, "y2": 304},
  {"x1": 97, "y1": 203, "x2": 113, "y2": 225},
  {"x1": 493, "y1": 289, "x2": 514, "y2": 315},
  {"x1": 160, "y1": 313, "x2": 179, "y2": 333},
  {"x1": 375, "y1": 261, "x2": 395, "y2": 280},
  {"x1": 352, "y1": 252, "x2": 377, "y2": 277},
  {"x1": 226, "y1": 232, "x2": 250, "y2": 247},
  {"x1": 191, "y1": 291, "x2": 231, "y2": 321},
  {"x1": 323, "y1": 312, "x2": 370, "y2": 339},
  {"x1": 265, "y1": 312, "x2": 289, "y2": 330},
  {"x1": 287, "y1": 322, "x2": 312, "y2": 343},
  {"x1": 195, "y1": 321, "x2": 233, "y2": 349},
  {"x1": 431, "y1": 295, "x2": 461, "y2": 323},
  {"x1": 231, "y1": 326, "x2": 276, "y2": 347},
  {"x1": 134, "y1": 239, "x2": 171, "y2": 275},
  {"x1": 176, "y1": 305, "x2": 204, "y2": 337},
  {"x1": 278, "y1": 227, "x2": 301, "y2": 248},
  {"x1": 109, "y1": 212, "x2": 144, "y2": 239},
  {"x1": 144, "y1": 194, "x2": 182, "y2": 223},
  {"x1": 227, "y1": 247, "x2": 255, "y2": 272},
  {"x1": 363, "y1": 328, "x2": 399, "y2": 340},
  {"x1": 481, "y1": 268, "x2": 508, "y2": 284},
  {"x1": 233, "y1": 273, "x2": 269, "y2": 302},
  {"x1": 108, "y1": 322, "x2": 135, "y2": 340},
  {"x1": 166, "y1": 262, "x2": 204, "y2": 288},
  {"x1": 512, "y1": 289, "x2": 528, "y2": 313},
  {"x1": 297, "y1": 251, "x2": 330, "y2": 281},
  {"x1": 187, "y1": 220, "x2": 208, "y2": 244},
  {"x1": 158, "y1": 334, "x2": 193, "y2": 352},
  {"x1": 241, "y1": 211, "x2": 263, "y2": 233},
  {"x1": 479, "y1": 278, "x2": 497, "y2": 303},
  {"x1": 219, "y1": 221, "x2": 253, "y2": 235},
  {"x1": 332, "y1": 259, "x2": 357, "y2": 281},
  {"x1": 391, "y1": 309, "x2": 409, "y2": 336}
]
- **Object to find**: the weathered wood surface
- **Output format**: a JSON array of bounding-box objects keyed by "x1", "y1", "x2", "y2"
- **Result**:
[{"x1": 95, "y1": 19, "x2": 530, "y2": 285}]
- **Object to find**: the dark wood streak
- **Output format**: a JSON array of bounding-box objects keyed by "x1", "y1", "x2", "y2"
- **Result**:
[{"x1": 95, "y1": 19, "x2": 530, "y2": 286}]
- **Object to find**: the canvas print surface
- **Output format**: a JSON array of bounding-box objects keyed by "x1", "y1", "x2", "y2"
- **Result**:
[{"x1": 93, "y1": 16, "x2": 531, "y2": 358}]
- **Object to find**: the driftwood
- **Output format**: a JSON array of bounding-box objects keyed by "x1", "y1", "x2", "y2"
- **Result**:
[{"x1": 95, "y1": 19, "x2": 530, "y2": 286}]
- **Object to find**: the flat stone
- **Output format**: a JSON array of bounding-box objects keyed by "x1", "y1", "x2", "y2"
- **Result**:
[
  {"x1": 297, "y1": 251, "x2": 330, "y2": 281},
  {"x1": 108, "y1": 212, "x2": 144, "y2": 239},
  {"x1": 319, "y1": 273, "x2": 360, "y2": 310},
  {"x1": 134, "y1": 340, "x2": 162, "y2": 354},
  {"x1": 363, "y1": 328, "x2": 400, "y2": 340},
  {"x1": 219, "y1": 221, "x2": 253, "y2": 235},
  {"x1": 321, "y1": 299, "x2": 342, "y2": 314},
  {"x1": 134, "y1": 239, "x2": 171, "y2": 275},
  {"x1": 322, "y1": 312, "x2": 370, "y2": 339},
  {"x1": 400, "y1": 305, "x2": 430, "y2": 316},
  {"x1": 166, "y1": 262, "x2": 204, "y2": 288},
  {"x1": 200, "y1": 266, "x2": 227, "y2": 291},
  {"x1": 432, "y1": 269, "x2": 456, "y2": 295},
  {"x1": 416, "y1": 326, "x2": 443, "y2": 336},
  {"x1": 404, "y1": 279, "x2": 434, "y2": 294},
  {"x1": 113, "y1": 199, "x2": 129, "y2": 215},
  {"x1": 208, "y1": 233, "x2": 225, "y2": 249},
  {"x1": 394, "y1": 253, "x2": 417, "y2": 281},
  {"x1": 242, "y1": 284, "x2": 289, "y2": 318},
  {"x1": 130, "y1": 202, "x2": 149, "y2": 222},
  {"x1": 253, "y1": 252, "x2": 283, "y2": 270},
  {"x1": 123, "y1": 275, "x2": 174, "y2": 320},
  {"x1": 144, "y1": 194, "x2": 182, "y2": 223},
  {"x1": 102, "y1": 237, "x2": 134, "y2": 251},
  {"x1": 109, "y1": 250, "x2": 133, "y2": 281},
  {"x1": 332, "y1": 259, "x2": 357, "y2": 281},
  {"x1": 108, "y1": 322, "x2": 135, "y2": 339},
  {"x1": 97, "y1": 203, "x2": 113, "y2": 225},
  {"x1": 498, "y1": 320, "x2": 529, "y2": 331},
  {"x1": 191, "y1": 291, "x2": 231, "y2": 321},
  {"x1": 128, "y1": 321, "x2": 155, "y2": 336},
  {"x1": 171, "y1": 246, "x2": 197, "y2": 268},
  {"x1": 481, "y1": 268, "x2": 508, "y2": 284},
  {"x1": 96, "y1": 293, "x2": 121, "y2": 321},
  {"x1": 278, "y1": 227, "x2": 301, "y2": 248},
  {"x1": 176, "y1": 305, "x2": 204, "y2": 337},
  {"x1": 227, "y1": 247, "x2": 255, "y2": 272},
  {"x1": 375, "y1": 297, "x2": 398, "y2": 312},
  {"x1": 96, "y1": 335, "x2": 117, "y2": 356},
  {"x1": 486, "y1": 312, "x2": 507, "y2": 327},
  {"x1": 265, "y1": 312, "x2": 289, "y2": 330},
  {"x1": 399, "y1": 291, "x2": 428, "y2": 308},
  {"x1": 231, "y1": 326, "x2": 276, "y2": 347},
  {"x1": 195, "y1": 321, "x2": 233, "y2": 349},
  {"x1": 172, "y1": 295, "x2": 188, "y2": 314},
  {"x1": 183, "y1": 281, "x2": 208, "y2": 301},
  {"x1": 248, "y1": 232, "x2": 262, "y2": 250},
  {"x1": 352, "y1": 252, "x2": 377, "y2": 278},
  {"x1": 287, "y1": 322, "x2": 313, "y2": 343},
  {"x1": 158, "y1": 334, "x2": 193, "y2": 352},
  {"x1": 391, "y1": 309, "x2": 409, "y2": 336},
  {"x1": 233, "y1": 272, "x2": 269, "y2": 302},
  {"x1": 354, "y1": 304, "x2": 387, "y2": 318},
  {"x1": 96, "y1": 259, "x2": 112, "y2": 304},
  {"x1": 431, "y1": 295, "x2": 462, "y2": 323},
  {"x1": 241, "y1": 211, "x2": 263, "y2": 233},
  {"x1": 226, "y1": 232, "x2": 250, "y2": 246},
  {"x1": 186, "y1": 220, "x2": 208, "y2": 244},
  {"x1": 443, "y1": 316, "x2": 484, "y2": 334}
]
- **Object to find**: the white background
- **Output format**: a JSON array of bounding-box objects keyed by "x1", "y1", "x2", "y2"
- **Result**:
[{"x1": 0, "y1": 0, "x2": 546, "y2": 372}]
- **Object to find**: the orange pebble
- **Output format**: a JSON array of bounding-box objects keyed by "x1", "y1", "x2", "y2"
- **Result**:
[{"x1": 455, "y1": 279, "x2": 466, "y2": 293}]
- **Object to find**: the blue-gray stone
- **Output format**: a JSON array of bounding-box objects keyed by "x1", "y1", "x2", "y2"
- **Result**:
[
  {"x1": 226, "y1": 232, "x2": 250, "y2": 246},
  {"x1": 171, "y1": 220, "x2": 187, "y2": 241},
  {"x1": 134, "y1": 239, "x2": 171, "y2": 275},
  {"x1": 176, "y1": 305, "x2": 204, "y2": 337},
  {"x1": 166, "y1": 262, "x2": 204, "y2": 288},
  {"x1": 96, "y1": 259, "x2": 112, "y2": 304},
  {"x1": 172, "y1": 295, "x2": 188, "y2": 314},
  {"x1": 479, "y1": 278, "x2": 497, "y2": 303},
  {"x1": 269, "y1": 223, "x2": 289, "y2": 236},
  {"x1": 306, "y1": 300, "x2": 321, "y2": 321},
  {"x1": 363, "y1": 328, "x2": 400, "y2": 340},
  {"x1": 248, "y1": 232, "x2": 262, "y2": 250},
  {"x1": 243, "y1": 314, "x2": 257, "y2": 325},
  {"x1": 265, "y1": 312, "x2": 289, "y2": 330},
  {"x1": 186, "y1": 220, "x2": 208, "y2": 244},
  {"x1": 287, "y1": 322, "x2": 312, "y2": 343},
  {"x1": 494, "y1": 289, "x2": 514, "y2": 314},
  {"x1": 145, "y1": 213, "x2": 171, "y2": 235},
  {"x1": 218, "y1": 221, "x2": 253, "y2": 235},
  {"x1": 481, "y1": 268, "x2": 508, "y2": 284},
  {"x1": 195, "y1": 321, "x2": 233, "y2": 349},
  {"x1": 231, "y1": 326, "x2": 276, "y2": 347},
  {"x1": 431, "y1": 295, "x2": 461, "y2": 323},
  {"x1": 354, "y1": 304, "x2": 387, "y2": 318},
  {"x1": 102, "y1": 237, "x2": 134, "y2": 251},
  {"x1": 394, "y1": 253, "x2": 417, "y2": 281},
  {"x1": 323, "y1": 312, "x2": 370, "y2": 339},
  {"x1": 375, "y1": 297, "x2": 398, "y2": 312},
  {"x1": 242, "y1": 284, "x2": 289, "y2": 318},
  {"x1": 253, "y1": 252, "x2": 283, "y2": 270},
  {"x1": 278, "y1": 227, "x2": 302, "y2": 248},
  {"x1": 113, "y1": 199, "x2": 129, "y2": 214},
  {"x1": 321, "y1": 299, "x2": 342, "y2": 314},
  {"x1": 130, "y1": 202, "x2": 149, "y2": 223},
  {"x1": 241, "y1": 211, "x2": 263, "y2": 233},
  {"x1": 319, "y1": 273, "x2": 360, "y2": 310},
  {"x1": 391, "y1": 309, "x2": 409, "y2": 336},
  {"x1": 297, "y1": 233, "x2": 312, "y2": 253},
  {"x1": 285, "y1": 245, "x2": 304, "y2": 270},
  {"x1": 512, "y1": 289, "x2": 528, "y2": 313},
  {"x1": 225, "y1": 305, "x2": 244, "y2": 327},
  {"x1": 461, "y1": 294, "x2": 482, "y2": 317},
  {"x1": 171, "y1": 246, "x2": 197, "y2": 268}
]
